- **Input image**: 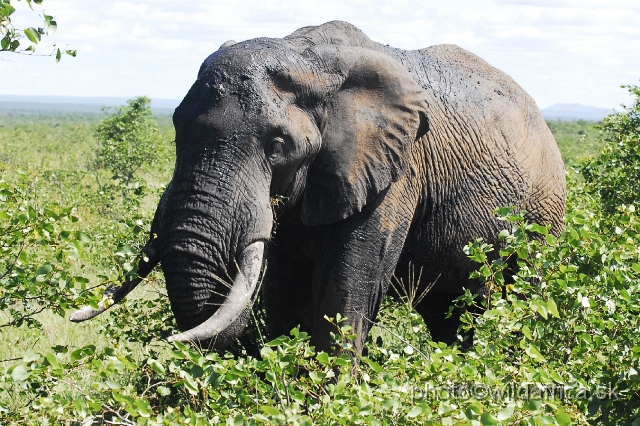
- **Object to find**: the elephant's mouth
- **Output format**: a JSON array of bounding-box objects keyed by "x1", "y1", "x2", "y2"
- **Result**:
[{"x1": 166, "y1": 240, "x2": 264, "y2": 343}]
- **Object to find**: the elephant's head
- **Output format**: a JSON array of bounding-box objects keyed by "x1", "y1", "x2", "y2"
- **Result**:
[{"x1": 71, "y1": 22, "x2": 429, "y2": 349}]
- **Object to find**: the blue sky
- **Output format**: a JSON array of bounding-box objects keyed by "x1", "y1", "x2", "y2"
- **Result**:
[{"x1": 2, "y1": 0, "x2": 639, "y2": 109}]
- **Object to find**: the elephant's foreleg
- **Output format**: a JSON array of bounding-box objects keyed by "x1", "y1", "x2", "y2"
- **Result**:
[
  {"x1": 310, "y1": 187, "x2": 420, "y2": 354},
  {"x1": 262, "y1": 221, "x2": 316, "y2": 339}
]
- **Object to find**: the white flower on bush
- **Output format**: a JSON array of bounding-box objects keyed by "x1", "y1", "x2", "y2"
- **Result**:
[
  {"x1": 605, "y1": 299, "x2": 616, "y2": 314},
  {"x1": 580, "y1": 296, "x2": 591, "y2": 308}
]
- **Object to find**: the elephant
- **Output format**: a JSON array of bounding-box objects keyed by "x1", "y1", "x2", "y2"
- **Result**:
[{"x1": 71, "y1": 21, "x2": 565, "y2": 355}]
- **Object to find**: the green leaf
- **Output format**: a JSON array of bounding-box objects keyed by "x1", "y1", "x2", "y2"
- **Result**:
[
  {"x1": 24, "y1": 27, "x2": 41, "y2": 44},
  {"x1": 46, "y1": 352, "x2": 61, "y2": 369},
  {"x1": 135, "y1": 399, "x2": 151, "y2": 418},
  {"x1": 549, "y1": 369, "x2": 564, "y2": 383},
  {"x1": 261, "y1": 406, "x2": 281, "y2": 416},
  {"x1": 23, "y1": 349, "x2": 40, "y2": 363},
  {"x1": 497, "y1": 404, "x2": 515, "y2": 421},
  {"x1": 309, "y1": 371, "x2": 324, "y2": 383},
  {"x1": 481, "y1": 412, "x2": 499, "y2": 425},
  {"x1": 545, "y1": 233, "x2": 556, "y2": 244},
  {"x1": 526, "y1": 398, "x2": 542, "y2": 410},
  {"x1": 1, "y1": 3, "x2": 16, "y2": 16},
  {"x1": 407, "y1": 406, "x2": 422, "y2": 418},
  {"x1": 362, "y1": 357, "x2": 383, "y2": 373},
  {"x1": 181, "y1": 373, "x2": 198, "y2": 395},
  {"x1": 75, "y1": 231, "x2": 91, "y2": 242},
  {"x1": 45, "y1": 18, "x2": 57, "y2": 35},
  {"x1": 316, "y1": 352, "x2": 330, "y2": 365},
  {"x1": 55, "y1": 47, "x2": 61, "y2": 62},
  {"x1": 10, "y1": 365, "x2": 30, "y2": 381},
  {"x1": 535, "y1": 302, "x2": 548, "y2": 319},
  {"x1": 147, "y1": 359, "x2": 165, "y2": 375},
  {"x1": 525, "y1": 345, "x2": 547, "y2": 363},
  {"x1": 546, "y1": 298, "x2": 560, "y2": 318},
  {"x1": 555, "y1": 410, "x2": 572, "y2": 426},
  {"x1": 35, "y1": 264, "x2": 53, "y2": 276},
  {"x1": 466, "y1": 402, "x2": 484, "y2": 418},
  {"x1": 157, "y1": 386, "x2": 171, "y2": 396},
  {"x1": 75, "y1": 398, "x2": 88, "y2": 418}
]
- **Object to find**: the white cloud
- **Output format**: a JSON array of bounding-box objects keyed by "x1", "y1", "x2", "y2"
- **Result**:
[{"x1": 1, "y1": 0, "x2": 638, "y2": 108}]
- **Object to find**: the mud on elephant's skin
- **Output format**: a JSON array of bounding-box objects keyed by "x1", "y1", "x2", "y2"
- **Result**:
[{"x1": 71, "y1": 21, "x2": 565, "y2": 354}]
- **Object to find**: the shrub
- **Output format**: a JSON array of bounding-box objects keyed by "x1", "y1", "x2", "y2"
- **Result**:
[
  {"x1": 95, "y1": 96, "x2": 162, "y2": 188},
  {"x1": 461, "y1": 205, "x2": 640, "y2": 424},
  {"x1": 582, "y1": 84, "x2": 640, "y2": 214},
  {"x1": 0, "y1": 165, "x2": 92, "y2": 332},
  {"x1": 4, "y1": 88, "x2": 640, "y2": 424}
]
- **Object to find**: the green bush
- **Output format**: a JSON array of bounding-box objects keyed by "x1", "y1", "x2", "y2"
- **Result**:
[
  {"x1": 3, "y1": 89, "x2": 640, "y2": 424},
  {"x1": 581, "y1": 85, "x2": 640, "y2": 214},
  {"x1": 0, "y1": 165, "x2": 93, "y2": 331},
  {"x1": 95, "y1": 96, "x2": 163, "y2": 189},
  {"x1": 462, "y1": 205, "x2": 640, "y2": 425}
]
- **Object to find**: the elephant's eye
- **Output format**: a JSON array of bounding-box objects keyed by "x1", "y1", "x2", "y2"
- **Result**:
[{"x1": 266, "y1": 136, "x2": 286, "y2": 163}]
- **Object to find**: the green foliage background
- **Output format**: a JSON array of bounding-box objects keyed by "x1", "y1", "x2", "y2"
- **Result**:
[{"x1": 1, "y1": 88, "x2": 640, "y2": 425}]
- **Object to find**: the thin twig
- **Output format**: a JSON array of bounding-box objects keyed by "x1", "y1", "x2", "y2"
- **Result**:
[
  {"x1": 0, "y1": 245, "x2": 25, "y2": 281},
  {"x1": 281, "y1": 370, "x2": 291, "y2": 405},
  {"x1": 100, "y1": 404, "x2": 136, "y2": 426},
  {"x1": 0, "y1": 305, "x2": 47, "y2": 328}
]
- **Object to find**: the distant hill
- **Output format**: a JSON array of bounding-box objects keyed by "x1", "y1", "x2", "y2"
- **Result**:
[
  {"x1": 0, "y1": 96, "x2": 614, "y2": 122},
  {"x1": 541, "y1": 103, "x2": 613, "y2": 121},
  {"x1": 0, "y1": 95, "x2": 181, "y2": 115}
]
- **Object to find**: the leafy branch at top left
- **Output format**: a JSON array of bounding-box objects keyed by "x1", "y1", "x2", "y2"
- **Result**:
[{"x1": 0, "y1": 0, "x2": 76, "y2": 61}]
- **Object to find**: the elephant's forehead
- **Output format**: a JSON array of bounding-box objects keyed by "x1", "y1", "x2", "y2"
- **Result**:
[
  {"x1": 202, "y1": 95, "x2": 246, "y2": 137},
  {"x1": 191, "y1": 86, "x2": 302, "y2": 140}
]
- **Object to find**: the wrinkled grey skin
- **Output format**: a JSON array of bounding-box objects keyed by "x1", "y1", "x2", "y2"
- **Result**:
[{"x1": 75, "y1": 21, "x2": 565, "y2": 354}]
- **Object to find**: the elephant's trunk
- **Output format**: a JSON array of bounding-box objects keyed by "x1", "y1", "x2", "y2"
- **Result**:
[
  {"x1": 156, "y1": 152, "x2": 273, "y2": 348},
  {"x1": 166, "y1": 240, "x2": 263, "y2": 344}
]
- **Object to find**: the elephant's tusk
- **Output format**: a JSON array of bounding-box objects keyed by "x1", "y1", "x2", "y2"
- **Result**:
[
  {"x1": 69, "y1": 278, "x2": 142, "y2": 322},
  {"x1": 69, "y1": 240, "x2": 159, "y2": 322},
  {"x1": 167, "y1": 241, "x2": 264, "y2": 344}
]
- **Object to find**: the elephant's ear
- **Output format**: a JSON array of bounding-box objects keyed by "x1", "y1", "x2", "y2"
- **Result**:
[{"x1": 301, "y1": 46, "x2": 429, "y2": 226}]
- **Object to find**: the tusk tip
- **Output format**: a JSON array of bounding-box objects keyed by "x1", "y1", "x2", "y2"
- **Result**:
[
  {"x1": 69, "y1": 305, "x2": 104, "y2": 322},
  {"x1": 167, "y1": 334, "x2": 187, "y2": 343}
]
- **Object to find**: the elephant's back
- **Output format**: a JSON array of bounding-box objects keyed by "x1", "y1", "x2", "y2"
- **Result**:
[
  {"x1": 385, "y1": 43, "x2": 564, "y2": 230},
  {"x1": 384, "y1": 43, "x2": 555, "y2": 163},
  {"x1": 386, "y1": 43, "x2": 528, "y2": 111},
  {"x1": 411, "y1": 43, "x2": 563, "y2": 224},
  {"x1": 385, "y1": 44, "x2": 565, "y2": 292}
]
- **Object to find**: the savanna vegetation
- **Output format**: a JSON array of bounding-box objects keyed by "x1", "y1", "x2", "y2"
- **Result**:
[{"x1": 1, "y1": 86, "x2": 639, "y2": 425}]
